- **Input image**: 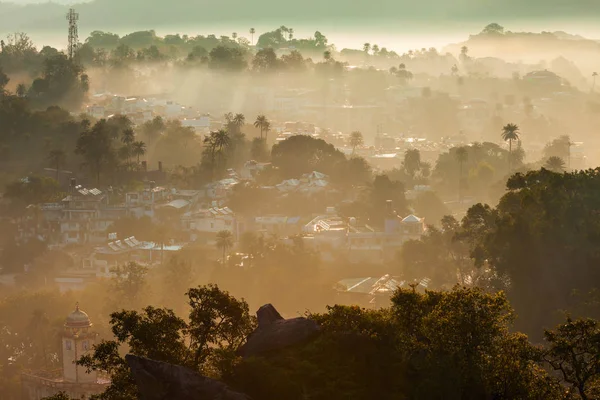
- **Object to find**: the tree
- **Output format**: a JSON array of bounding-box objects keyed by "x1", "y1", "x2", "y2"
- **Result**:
[
  {"x1": 481, "y1": 23, "x2": 505, "y2": 35},
  {"x1": 455, "y1": 146, "x2": 468, "y2": 202},
  {"x1": 462, "y1": 169, "x2": 600, "y2": 336},
  {"x1": 501, "y1": 123, "x2": 520, "y2": 172},
  {"x1": 363, "y1": 43, "x2": 370, "y2": 54},
  {"x1": 403, "y1": 149, "x2": 421, "y2": 178},
  {"x1": 252, "y1": 48, "x2": 279, "y2": 72},
  {"x1": 216, "y1": 230, "x2": 233, "y2": 265},
  {"x1": 75, "y1": 119, "x2": 116, "y2": 183},
  {"x1": 47, "y1": 149, "x2": 66, "y2": 181},
  {"x1": 109, "y1": 262, "x2": 149, "y2": 308},
  {"x1": 233, "y1": 113, "x2": 245, "y2": 133},
  {"x1": 544, "y1": 156, "x2": 565, "y2": 172},
  {"x1": 131, "y1": 141, "x2": 146, "y2": 164},
  {"x1": 253, "y1": 115, "x2": 269, "y2": 140},
  {"x1": 15, "y1": 83, "x2": 27, "y2": 97},
  {"x1": 545, "y1": 317, "x2": 600, "y2": 400},
  {"x1": 271, "y1": 135, "x2": 346, "y2": 178},
  {"x1": 349, "y1": 131, "x2": 363, "y2": 154},
  {"x1": 249, "y1": 28, "x2": 256, "y2": 45},
  {"x1": 208, "y1": 46, "x2": 246, "y2": 71},
  {"x1": 395, "y1": 63, "x2": 414, "y2": 85}
]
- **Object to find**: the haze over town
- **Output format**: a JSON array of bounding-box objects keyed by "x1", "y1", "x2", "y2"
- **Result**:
[{"x1": 2, "y1": 2, "x2": 600, "y2": 399}]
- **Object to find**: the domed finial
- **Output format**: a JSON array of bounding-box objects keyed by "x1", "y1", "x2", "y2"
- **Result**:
[{"x1": 75, "y1": 302, "x2": 80, "y2": 311}]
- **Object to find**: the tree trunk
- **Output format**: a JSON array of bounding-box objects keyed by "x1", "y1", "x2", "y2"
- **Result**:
[{"x1": 508, "y1": 139, "x2": 512, "y2": 172}]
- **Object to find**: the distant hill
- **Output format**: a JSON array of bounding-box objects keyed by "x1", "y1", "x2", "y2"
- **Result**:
[
  {"x1": 1, "y1": 0, "x2": 600, "y2": 34},
  {"x1": 444, "y1": 30, "x2": 600, "y2": 71}
]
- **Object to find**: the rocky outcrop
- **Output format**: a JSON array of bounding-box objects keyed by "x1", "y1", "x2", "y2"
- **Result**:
[
  {"x1": 125, "y1": 354, "x2": 251, "y2": 400},
  {"x1": 238, "y1": 304, "x2": 320, "y2": 357}
]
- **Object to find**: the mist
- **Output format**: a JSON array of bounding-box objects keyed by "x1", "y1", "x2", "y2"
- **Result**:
[{"x1": 3, "y1": 10, "x2": 600, "y2": 400}]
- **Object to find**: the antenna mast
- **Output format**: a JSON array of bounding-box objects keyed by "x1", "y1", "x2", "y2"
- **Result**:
[{"x1": 66, "y1": 8, "x2": 79, "y2": 60}]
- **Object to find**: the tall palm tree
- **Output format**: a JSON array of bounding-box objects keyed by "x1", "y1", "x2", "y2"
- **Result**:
[
  {"x1": 545, "y1": 156, "x2": 566, "y2": 172},
  {"x1": 349, "y1": 131, "x2": 364, "y2": 154},
  {"x1": 121, "y1": 128, "x2": 135, "y2": 146},
  {"x1": 250, "y1": 28, "x2": 256, "y2": 45},
  {"x1": 216, "y1": 230, "x2": 233, "y2": 266},
  {"x1": 593, "y1": 72, "x2": 598, "y2": 92},
  {"x1": 501, "y1": 123, "x2": 520, "y2": 172},
  {"x1": 263, "y1": 121, "x2": 272, "y2": 143},
  {"x1": 48, "y1": 149, "x2": 66, "y2": 181},
  {"x1": 132, "y1": 141, "x2": 147, "y2": 164},
  {"x1": 254, "y1": 115, "x2": 269, "y2": 139},
  {"x1": 455, "y1": 146, "x2": 468, "y2": 202},
  {"x1": 233, "y1": 113, "x2": 245, "y2": 134}
]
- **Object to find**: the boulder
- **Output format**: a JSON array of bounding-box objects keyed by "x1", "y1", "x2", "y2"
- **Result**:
[
  {"x1": 125, "y1": 354, "x2": 251, "y2": 400},
  {"x1": 238, "y1": 304, "x2": 320, "y2": 357}
]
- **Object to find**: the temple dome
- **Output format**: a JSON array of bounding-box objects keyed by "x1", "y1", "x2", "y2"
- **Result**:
[{"x1": 65, "y1": 304, "x2": 92, "y2": 328}]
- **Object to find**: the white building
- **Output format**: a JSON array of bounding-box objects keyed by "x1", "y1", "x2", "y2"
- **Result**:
[{"x1": 21, "y1": 305, "x2": 109, "y2": 399}]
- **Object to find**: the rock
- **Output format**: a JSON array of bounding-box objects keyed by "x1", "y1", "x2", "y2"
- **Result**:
[
  {"x1": 238, "y1": 304, "x2": 320, "y2": 357},
  {"x1": 256, "y1": 303, "x2": 284, "y2": 326},
  {"x1": 125, "y1": 354, "x2": 251, "y2": 400}
]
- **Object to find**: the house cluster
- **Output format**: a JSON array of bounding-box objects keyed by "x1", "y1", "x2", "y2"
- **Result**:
[
  {"x1": 86, "y1": 94, "x2": 213, "y2": 134},
  {"x1": 299, "y1": 203, "x2": 426, "y2": 263}
]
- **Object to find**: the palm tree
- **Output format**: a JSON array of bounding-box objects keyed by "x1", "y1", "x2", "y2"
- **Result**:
[
  {"x1": 349, "y1": 131, "x2": 364, "y2": 154},
  {"x1": 501, "y1": 123, "x2": 520, "y2": 172},
  {"x1": 132, "y1": 141, "x2": 147, "y2": 164},
  {"x1": 233, "y1": 113, "x2": 245, "y2": 134},
  {"x1": 122, "y1": 128, "x2": 135, "y2": 146},
  {"x1": 455, "y1": 146, "x2": 469, "y2": 202},
  {"x1": 363, "y1": 43, "x2": 371, "y2": 54},
  {"x1": 216, "y1": 230, "x2": 233, "y2": 266},
  {"x1": 263, "y1": 121, "x2": 272, "y2": 143},
  {"x1": 593, "y1": 72, "x2": 598, "y2": 92},
  {"x1": 47, "y1": 149, "x2": 66, "y2": 181},
  {"x1": 254, "y1": 115, "x2": 269, "y2": 139},
  {"x1": 250, "y1": 28, "x2": 256, "y2": 45},
  {"x1": 545, "y1": 156, "x2": 566, "y2": 172}
]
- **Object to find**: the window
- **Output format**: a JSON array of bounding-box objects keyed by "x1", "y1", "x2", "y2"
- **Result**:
[
  {"x1": 65, "y1": 340, "x2": 72, "y2": 350},
  {"x1": 82, "y1": 341, "x2": 89, "y2": 351}
]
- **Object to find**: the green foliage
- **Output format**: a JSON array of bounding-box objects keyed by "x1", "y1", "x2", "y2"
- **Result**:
[
  {"x1": 231, "y1": 286, "x2": 562, "y2": 400},
  {"x1": 27, "y1": 54, "x2": 89, "y2": 110},
  {"x1": 544, "y1": 317, "x2": 600, "y2": 399},
  {"x1": 208, "y1": 46, "x2": 247, "y2": 71},
  {"x1": 271, "y1": 135, "x2": 346, "y2": 178},
  {"x1": 463, "y1": 169, "x2": 600, "y2": 336},
  {"x1": 79, "y1": 284, "x2": 256, "y2": 399}
]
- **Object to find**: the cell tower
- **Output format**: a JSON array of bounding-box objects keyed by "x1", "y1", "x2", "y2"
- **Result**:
[{"x1": 66, "y1": 8, "x2": 79, "y2": 60}]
